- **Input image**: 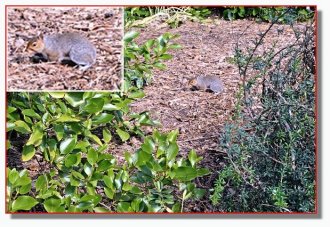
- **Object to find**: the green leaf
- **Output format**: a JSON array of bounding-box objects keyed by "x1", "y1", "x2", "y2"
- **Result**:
[
  {"x1": 97, "y1": 160, "x2": 111, "y2": 172},
  {"x1": 64, "y1": 92, "x2": 84, "y2": 107},
  {"x1": 104, "y1": 187, "x2": 114, "y2": 199},
  {"x1": 166, "y1": 142, "x2": 179, "y2": 161},
  {"x1": 8, "y1": 169, "x2": 19, "y2": 185},
  {"x1": 94, "y1": 207, "x2": 109, "y2": 212},
  {"x1": 124, "y1": 31, "x2": 139, "y2": 42},
  {"x1": 83, "y1": 98, "x2": 104, "y2": 114},
  {"x1": 65, "y1": 184, "x2": 76, "y2": 196},
  {"x1": 60, "y1": 137, "x2": 77, "y2": 154},
  {"x1": 117, "y1": 202, "x2": 131, "y2": 212},
  {"x1": 42, "y1": 112, "x2": 51, "y2": 124},
  {"x1": 102, "y1": 129, "x2": 112, "y2": 143},
  {"x1": 44, "y1": 198, "x2": 62, "y2": 212},
  {"x1": 188, "y1": 150, "x2": 202, "y2": 167},
  {"x1": 7, "y1": 106, "x2": 17, "y2": 114},
  {"x1": 47, "y1": 139, "x2": 57, "y2": 162},
  {"x1": 58, "y1": 100, "x2": 68, "y2": 114},
  {"x1": 145, "y1": 39, "x2": 155, "y2": 51},
  {"x1": 116, "y1": 128, "x2": 130, "y2": 142},
  {"x1": 48, "y1": 92, "x2": 66, "y2": 98},
  {"x1": 103, "y1": 103, "x2": 121, "y2": 111},
  {"x1": 81, "y1": 194, "x2": 101, "y2": 206},
  {"x1": 171, "y1": 203, "x2": 181, "y2": 212},
  {"x1": 6, "y1": 122, "x2": 15, "y2": 131},
  {"x1": 154, "y1": 62, "x2": 167, "y2": 70},
  {"x1": 86, "y1": 132, "x2": 103, "y2": 146},
  {"x1": 87, "y1": 148, "x2": 98, "y2": 165},
  {"x1": 55, "y1": 115, "x2": 80, "y2": 122},
  {"x1": 11, "y1": 196, "x2": 38, "y2": 211},
  {"x1": 26, "y1": 126, "x2": 43, "y2": 146},
  {"x1": 19, "y1": 183, "x2": 32, "y2": 194},
  {"x1": 84, "y1": 163, "x2": 93, "y2": 176},
  {"x1": 77, "y1": 201, "x2": 94, "y2": 210},
  {"x1": 128, "y1": 90, "x2": 145, "y2": 99},
  {"x1": 16, "y1": 174, "x2": 31, "y2": 186},
  {"x1": 197, "y1": 168, "x2": 210, "y2": 177},
  {"x1": 92, "y1": 113, "x2": 114, "y2": 124},
  {"x1": 168, "y1": 129, "x2": 179, "y2": 142},
  {"x1": 72, "y1": 170, "x2": 85, "y2": 180},
  {"x1": 130, "y1": 186, "x2": 142, "y2": 195},
  {"x1": 194, "y1": 188, "x2": 206, "y2": 199},
  {"x1": 141, "y1": 137, "x2": 155, "y2": 153},
  {"x1": 65, "y1": 154, "x2": 78, "y2": 168},
  {"x1": 171, "y1": 167, "x2": 198, "y2": 181},
  {"x1": 22, "y1": 145, "x2": 35, "y2": 162},
  {"x1": 159, "y1": 54, "x2": 173, "y2": 60},
  {"x1": 54, "y1": 124, "x2": 64, "y2": 141},
  {"x1": 75, "y1": 140, "x2": 90, "y2": 150},
  {"x1": 14, "y1": 120, "x2": 31, "y2": 134},
  {"x1": 134, "y1": 150, "x2": 152, "y2": 166},
  {"x1": 103, "y1": 175, "x2": 113, "y2": 189},
  {"x1": 169, "y1": 44, "x2": 182, "y2": 49},
  {"x1": 35, "y1": 174, "x2": 48, "y2": 192},
  {"x1": 22, "y1": 109, "x2": 41, "y2": 119}
]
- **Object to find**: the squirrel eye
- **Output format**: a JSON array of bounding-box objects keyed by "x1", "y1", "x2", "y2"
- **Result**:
[{"x1": 32, "y1": 43, "x2": 37, "y2": 47}]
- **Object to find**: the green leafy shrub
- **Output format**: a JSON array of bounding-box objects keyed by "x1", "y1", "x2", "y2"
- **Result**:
[
  {"x1": 124, "y1": 31, "x2": 181, "y2": 89},
  {"x1": 124, "y1": 6, "x2": 314, "y2": 27},
  {"x1": 211, "y1": 9, "x2": 316, "y2": 212},
  {"x1": 221, "y1": 6, "x2": 314, "y2": 23},
  {"x1": 7, "y1": 92, "x2": 209, "y2": 212}
]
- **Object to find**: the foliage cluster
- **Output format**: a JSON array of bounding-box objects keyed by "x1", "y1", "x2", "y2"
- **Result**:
[
  {"x1": 125, "y1": 6, "x2": 314, "y2": 29},
  {"x1": 220, "y1": 6, "x2": 314, "y2": 23}
]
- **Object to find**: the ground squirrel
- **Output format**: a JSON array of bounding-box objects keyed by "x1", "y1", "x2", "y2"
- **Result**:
[
  {"x1": 189, "y1": 75, "x2": 224, "y2": 93},
  {"x1": 25, "y1": 32, "x2": 96, "y2": 71}
]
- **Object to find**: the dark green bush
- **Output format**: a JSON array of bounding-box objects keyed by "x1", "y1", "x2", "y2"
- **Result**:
[
  {"x1": 211, "y1": 9, "x2": 316, "y2": 212},
  {"x1": 221, "y1": 6, "x2": 314, "y2": 23}
]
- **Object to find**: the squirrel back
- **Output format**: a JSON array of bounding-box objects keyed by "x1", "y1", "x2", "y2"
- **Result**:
[
  {"x1": 26, "y1": 33, "x2": 96, "y2": 71},
  {"x1": 189, "y1": 75, "x2": 224, "y2": 93}
]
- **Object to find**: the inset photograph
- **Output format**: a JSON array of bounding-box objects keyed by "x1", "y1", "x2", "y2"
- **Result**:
[{"x1": 6, "y1": 6, "x2": 123, "y2": 91}]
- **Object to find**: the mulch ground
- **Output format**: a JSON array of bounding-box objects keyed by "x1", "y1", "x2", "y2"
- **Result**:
[{"x1": 7, "y1": 7, "x2": 123, "y2": 91}]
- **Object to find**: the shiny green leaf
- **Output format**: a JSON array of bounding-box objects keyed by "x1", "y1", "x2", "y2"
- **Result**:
[
  {"x1": 92, "y1": 113, "x2": 114, "y2": 124},
  {"x1": 60, "y1": 137, "x2": 77, "y2": 154},
  {"x1": 44, "y1": 198, "x2": 62, "y2": 212},
  {"x1": 102, "y1": 129, "x2": 112, "y2": 143},
  {"x1": 11, "y1": 196, "x2": 38, "y2": 211},
  {"x1": 55, "y1": 115, "x2": 80, "y2": 122},
  {"x1": 22, "y1": 109, "x2": 41, "y2": 119},
  {"x1": 14, "y1": 120, "x2": 31, "y2": 134},
  {"x1": 26, "y1": 126, "x2": 43, "y2": 146},
  {"x1": 22, "y1": 145, "x2": 35, "y2": 162},
  {"x1": 83, "y1": 98, "x2": 104, "y2": 114},
  {"x1": 116, "y1": 128, "x2": 130, "y2": 142},
  {"x1": 87, "y1": 148, "x2": 98, "y2": 165}
]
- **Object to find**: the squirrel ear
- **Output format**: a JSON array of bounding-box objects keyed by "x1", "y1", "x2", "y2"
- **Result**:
[{"x1": 38, "y1": 34, "x2": 44, "y2": 40}]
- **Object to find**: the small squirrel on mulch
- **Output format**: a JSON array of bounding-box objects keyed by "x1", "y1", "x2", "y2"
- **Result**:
[
  {"x1": 25, "y1": 32, "x2": 96, "y2": 71},
  {"x1": 189, "y1": 75, "x2": 224, "y2": 93}
]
